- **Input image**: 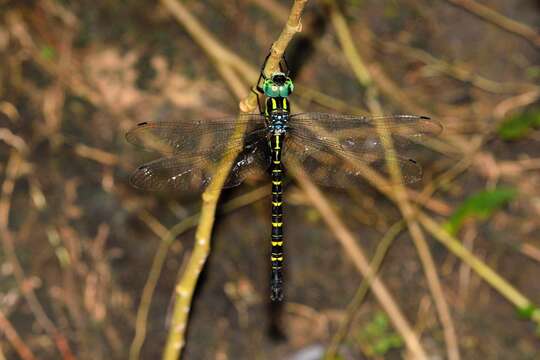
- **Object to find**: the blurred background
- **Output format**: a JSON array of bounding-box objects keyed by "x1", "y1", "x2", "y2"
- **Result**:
[{"x1": 0, "y1": 0, "x2": 539, "y2": 359}]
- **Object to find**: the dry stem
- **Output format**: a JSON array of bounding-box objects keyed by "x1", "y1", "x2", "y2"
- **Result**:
[
  {"x1": 327, "y1": 2, "x2": 460, "y2": 358},
  {"x1": 0, "y1": 152, "x2": 75, "y2": 359},
  {"x1": 159, "y1": 1, "x2": 308, "y2": 358},
  {"x1": 129, "y1": 186, "x2": 269, "y2": 359},
  {"x1": 324, "y1": 220, "x2": 406, "y2": 359},
  {"x1": 0, "y1": 310, "x2": 37, "y2": 360},
  {"x1": 445, "y1": 0, "x2": 540, "y2": 48},
  {"x1": 290, "y1": 162, "x2": 429, "y2": 360}
]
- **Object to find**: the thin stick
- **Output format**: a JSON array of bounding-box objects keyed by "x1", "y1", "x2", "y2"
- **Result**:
[
  {"x1": 371, "y1": 118, "x2": 460, "y2": 360},
  {"x1": 444, "y1": 0, "x2": 540, "y2": 48},
  {"x1": 290, "y1": 161, "x2": 429, "y2": 360},
  {"x1": 325, "y1": 0, "x2": 426, "y2": 115},
  {"x1": 161, "y1": 1, "x2": 433, "y2": 357},
  {"x1": 161, "y1": 64, "x2": 250, "y2": 360},
  {"x1": 324, "y1": 220, "x2": 406, "y2": 359},
  {"x1": 325, "y1": 133, "x2": 482, "y2": 357},
  {"x1": 129, "y1": 186, "x2": 269, "y2": 360},
  {"x1": 0, "y1": 310, "x2": 37, "y2": 360},
  {"x1": 327, "y1": 2, "x2": 460, "y2": 358},
  {"x1": 0, "y1": 152, "x2": 75, "y2": 359},
  {"x1": 380, "y1": 40, "x2": 538, "y2": 94},
  {"x1": 159, "y1": 1, "x2": 308, "y2": 358},
  {"x1": 418, "y1": 212, "x2": 540, "y2": 322}
]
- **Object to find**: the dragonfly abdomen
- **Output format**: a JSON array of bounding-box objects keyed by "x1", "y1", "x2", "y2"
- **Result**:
[{"x1": 270, "y1": 133, "x2": 284, "y2": 302}]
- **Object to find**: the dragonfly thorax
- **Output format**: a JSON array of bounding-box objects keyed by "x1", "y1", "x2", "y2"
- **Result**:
[{"x1": 266, "y1": 96, "x2": 290, "y2": 134}]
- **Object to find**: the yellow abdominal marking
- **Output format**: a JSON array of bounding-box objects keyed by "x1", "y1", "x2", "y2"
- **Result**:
[
  {"x1": 271, "y1": 241, "x2": 283, "y2": 246},
  {"x1": 272, "y1": 180, "x2": 281, "y2": 185},
  {"x1": 272, "y1": 201, "x2": 282, "y2": 206},
  {"x1": 271, "y1": 256, "x2": 284, "y2": 262},
  {"x1": 272, "y1": 222, "x2": 283, "y2": 227}
]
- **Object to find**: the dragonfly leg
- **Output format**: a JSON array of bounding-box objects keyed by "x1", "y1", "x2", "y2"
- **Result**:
[
  {"x1": 252, "y1": 52, "x2": 272, "y2": 114},
  {"x1": 251, "y1": 87, "x2": 264, "y2": 115},
  {"x1": 279, "y1": 55, "x2": 290, "y2": 76}
]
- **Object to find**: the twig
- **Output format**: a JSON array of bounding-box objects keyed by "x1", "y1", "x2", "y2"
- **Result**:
[
  {"x1": 374, "y1": 128, "x2": 461, "y2": 360},
  {"x1": 0, "y1": 128, "x2": 28, "y2": 154},
  {"x1": 73, "y1": 144, "x2": 119, "y2": 166},
  {"x1": 0, "y1": 310, "x2": 37, "y2": 360},
  {"x1": 325, "y1": 0, "x2": 427, "y2": 115},
  {"x1": 444, "y1": 0, "x2": 540, "y2": 48},
  {"x1": 160, "y1": 64, "x2": 249, "y2": 360},
  {"x1": 418, "y1": 212, "x2": 540, "y2": 323},
  {"x1": 380, "y1": 40, "x2": 538, "y2": 94},
  {"x1": 324, "y1": 220, "x2": 406, "y2": 359},
  {"x1": 129, "y1": 186, "x2": 269, "y2": 360},
  {"x1": 159, "y1": 2, "x2": 433, "y2": 358},
  {"x1": 320, "y1": 140, "x2": 539, "y2": 328},
  {"x1": 520, "y1": 243, "x2": 540, "y2": 264},
  {"x1": 290, "y1": 161, "x2": 429, "y2": 360},
  {"x1": 130, "y1": 210, "x2": 193, "y2": 360},
  {"x1": 0, "y1": 152, "x2": 75, "y2": 359},
  {"x1": 493, "y1": 89, "x2": 540, "y2": 120},
  {"x1": 159, "y1": 1, "x2": 308, "y2": 358},
  {"x1": 327, "y1": 2, "x2": 460, "y2": 358}
]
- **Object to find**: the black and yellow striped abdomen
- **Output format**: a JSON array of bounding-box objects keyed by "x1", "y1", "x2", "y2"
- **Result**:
[
  {"x1": 270, "y1": 133, "x2": 284, "y2": 302},
  {"x1": 265, "y1": 95, "x2": 289, "y2": 302}
]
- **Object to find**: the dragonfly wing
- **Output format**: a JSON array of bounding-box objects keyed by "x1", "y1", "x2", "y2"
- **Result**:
[
  {"x1": 283, "y1": 134, "x2": 422, "y2": 187},
  {"x1": 130, "y1": 132, "x2": 270, "y2": 192},
  {"x1": 126, "y1": 114, "x2": 267, "y2": 155},
  {"x1": 284, "y1": 113, "x2": 440, "y2": 186},
  {"x1": 289, "y1": 113, "x2": 442, "y2": 157}
]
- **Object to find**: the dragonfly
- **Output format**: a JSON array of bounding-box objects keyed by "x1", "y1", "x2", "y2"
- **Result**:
[{"x1": 126, "y1": 57, "x2": 442, "y2": 302}]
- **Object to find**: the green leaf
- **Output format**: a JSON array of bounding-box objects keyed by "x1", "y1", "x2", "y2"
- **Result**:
[
  {"x1": 498, "y1": 109, "x2": 540, "y2": 140},
  {"x1": 444, "y1": 187, "x2": 518, "y2": 235},
  {"x1": 526, "y1": 66, "x2": 540, "y2": 80},
  {"x1": 40, "y1": 45, "x2": 56, "y2": 61},
  {"x1": 356, "y1": 311, "x2": 403, "y2": 356}
]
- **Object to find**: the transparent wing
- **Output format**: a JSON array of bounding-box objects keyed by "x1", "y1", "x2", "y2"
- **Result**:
[
  {"x1": 284, "y1": 113, "x2": 441, "y2": 186},
  {"x1": 126, "y1": 114, "x2": 267, "y2": 155},
  {"x1": 289, "y1": 113, "x2": 442, "y2": 156},
  {"x1": 129, "y1": 131, "x2": 270, "y2": 192}
]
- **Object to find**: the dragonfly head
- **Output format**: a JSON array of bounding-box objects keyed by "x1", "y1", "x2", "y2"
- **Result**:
[
  {"x1": 263, "y1": 72, "x2": 294, "y2": 98},
  {"x1": 271, "y1": 72, "x2": 287, "y2": 86}
]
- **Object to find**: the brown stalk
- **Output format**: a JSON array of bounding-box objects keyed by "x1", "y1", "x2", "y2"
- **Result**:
[
  {"x1": 290, "y1": 162, "x2": 429, "y2": 360},
  {"x1": 0, "y1": 310, "x2": 37, "y2": 360},
  {"x1": 289, "y1": 66, "x2": 536, "y2": 357},
  {"x1": 0, "y1": 152, "x2": 75, "y2": 359},
  {"x1": 326, "y1": 2, "x2": 460, "y2": 359},
  {"x1": 380, "y1": 40, "x2": 539, "y2": 95},
  {"x1": 129, "y1": 185, "x2": 269, "y2": 360},
  {"x1": 324, "y1": 220, "x2": 406, "y2": 359},
  {"x1": 444, "y1": 0, "x2": 540, "y2": 48},
  {"x1": 161, "y1": 1, "x2": 439, "y2": 357},
  {"x1": 159, "y1": 1, "x2": 308, "y2": 358}
]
